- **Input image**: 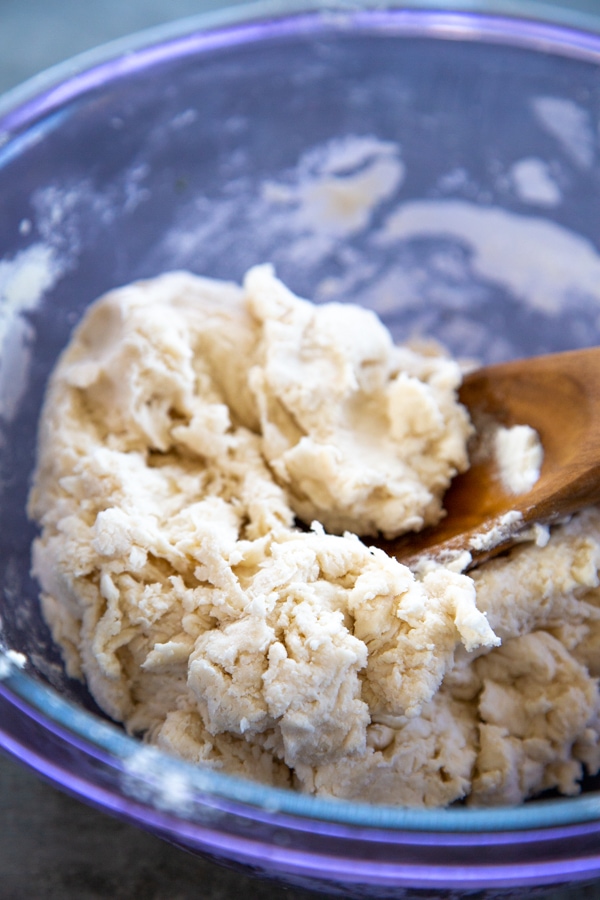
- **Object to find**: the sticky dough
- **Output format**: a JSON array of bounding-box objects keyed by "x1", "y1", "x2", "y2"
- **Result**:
[{"x1": 28, "y1": 266, "x2": 600, "y2": 806}]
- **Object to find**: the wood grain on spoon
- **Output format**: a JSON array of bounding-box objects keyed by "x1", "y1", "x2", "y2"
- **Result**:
[{"x1": 379, "y1": 346, "x2": 600, "y2": 569}]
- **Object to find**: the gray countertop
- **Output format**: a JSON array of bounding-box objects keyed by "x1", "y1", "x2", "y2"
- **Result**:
[
  {"x1": 2, "y1": 2, "x2": 600, "y2": 897},
  {"x1": 0, "y1": 749, "x2": 324, "y2": 900},
  {"x1": 2, "y1": 751, "x2": 600, "y2": 900}
]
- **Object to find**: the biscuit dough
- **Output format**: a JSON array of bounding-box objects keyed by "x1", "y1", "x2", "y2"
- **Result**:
[{"x1": 28, "y1": 266, "x2": 600, "y2": 806}]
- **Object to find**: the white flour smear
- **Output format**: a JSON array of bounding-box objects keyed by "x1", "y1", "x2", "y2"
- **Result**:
[
  {"x1": 376, "y1": 199, "x2": 600, "y2": 316},
  {"x1": 153, "y1": 128, "x2": 600, "y2": 364},
  {"x1": 261, "y1": 135, "x2": 405, "y2": 237},
  {"x1": 532, "y1": 96, "x2": 595, "y2": 169},
  {"x1": 0, "y1": 243, "x2": 63, "y2": 422}
]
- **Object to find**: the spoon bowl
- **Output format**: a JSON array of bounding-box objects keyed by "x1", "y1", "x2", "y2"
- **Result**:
[{"x1": 381, "y1": 346, "x2": 600, "y2": 568}]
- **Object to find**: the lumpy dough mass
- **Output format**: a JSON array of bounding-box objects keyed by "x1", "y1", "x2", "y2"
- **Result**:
[{"x1": 28, "y1": 265, "x2": 600, "y2": 806}]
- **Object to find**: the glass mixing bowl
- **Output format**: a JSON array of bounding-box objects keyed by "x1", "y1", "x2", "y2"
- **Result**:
[{"x1": 3, "y1": 3, "x2": 600, "y2": 897}]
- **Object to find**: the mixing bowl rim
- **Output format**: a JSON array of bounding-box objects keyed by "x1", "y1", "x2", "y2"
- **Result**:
[
  {"x1": 3, "y1": 0, "x2": 600, "y2": 837},
  {"x1": 4, "y1": 0, "x2": 600, "y2": 128}
]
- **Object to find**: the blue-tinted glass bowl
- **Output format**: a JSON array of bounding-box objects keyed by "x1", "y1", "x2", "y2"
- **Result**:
[{"x1": 3, "y1": 4, "x2": 600, "y2": 896}]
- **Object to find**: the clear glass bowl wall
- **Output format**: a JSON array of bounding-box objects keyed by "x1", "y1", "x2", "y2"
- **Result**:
[{"x1": 2, "y1": 5, "x2": 600, "y2": 897}]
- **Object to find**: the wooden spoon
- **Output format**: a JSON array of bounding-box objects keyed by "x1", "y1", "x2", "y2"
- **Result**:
[{"x1": 378, "y1": 346, "x2": 600, "y2": 569}]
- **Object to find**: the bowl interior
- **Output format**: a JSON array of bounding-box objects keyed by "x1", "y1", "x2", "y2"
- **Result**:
[{"x1": 3, "y1": 5, "x2": 600, "y2": 834}]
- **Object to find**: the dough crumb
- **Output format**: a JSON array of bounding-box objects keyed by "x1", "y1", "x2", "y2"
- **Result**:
[
  {"x1": 27, "y1": 267, "x2": 600, "y2": 807},
  {"x1": 494, "y1": 424, "x2": 543, "y2": 495}
]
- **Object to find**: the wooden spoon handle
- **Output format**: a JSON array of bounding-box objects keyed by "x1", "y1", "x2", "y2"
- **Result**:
[{"x1": 461, "y1": 346, "x2": 600, "y2": 517}]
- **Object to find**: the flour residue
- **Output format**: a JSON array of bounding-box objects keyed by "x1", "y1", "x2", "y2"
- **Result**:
[
  {"x1": 376, "y1": 199, "x2": 600, "y2": 315},
  {"x1": 468, "y1": 510, "x2": 523, "y2": 552},
  {"x1": 0, "y1": 162, "x2": 158, "y2": 424},
  {"x1": 262, "y1": 135, "x2": 404, "y2": 237},
  {"x1": 0, "y1": 243, "x2": 62, "y2": 421},
  {"x1": 156, "y1": 130, "x2": 600, "y2": 363},
  {"x1": 494, "y1": 424, "x2": 543, "y2": 495},
  {"x1": 0, "y1": 243, "x2": 58, "y2": 314},
  {"x1": 532, "y1": 96, "x2": 595, "y2": 169},
  {"x1": 0, "y1": 647, "x2": 26, "y2": 679},
  {"x1": 121, "y1": 746, "x2": 200, "y2": 817},
  {"x1": 31, "y1": 165, "x2": 154, "y2": 253},
  {"x1": 509, "y1": 157, "x2": 562, "y2": 208},
  {"x1": 0, "y1": 186, "x2": 87, "y2": 425},
  {"x1": 33, "y1": 181, "x2": 114, "y2": 248},
  {"x1": 158, "y1": 134, "x2": 404, "y2": 276}
]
